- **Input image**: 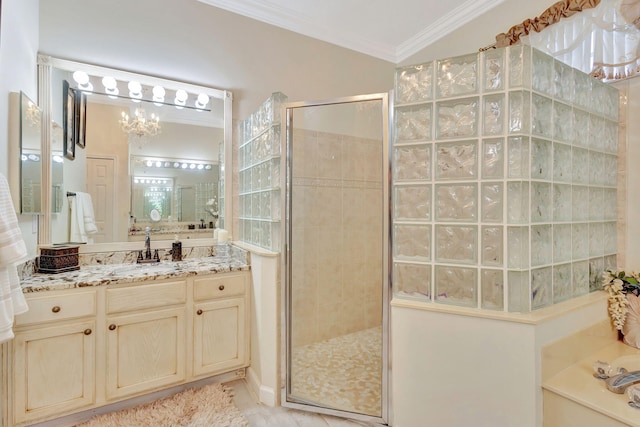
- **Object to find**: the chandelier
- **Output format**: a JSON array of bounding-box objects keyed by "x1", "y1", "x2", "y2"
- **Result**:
[{"x1": 119, "y1": 108, "x2": 161, "y2": 138}]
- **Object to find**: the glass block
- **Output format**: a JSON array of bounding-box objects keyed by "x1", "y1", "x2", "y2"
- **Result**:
[
  {"x1": 508, "y1": 45, "x2": 531, "y2": 89},
  {"x1": 589, "y1": 222, "x2": 604, "y2": 258},
  {"x1": 591, "y1": 81, "x2": 607, "y2": 115},
  {"x1": 604, "y1": 84, "x2": 619, "y2": 120},
  {"x1": 572, "y1": 148, "x2": 589, "y2": 185},
  {"x1": 532, "y1": 49, "x2": 554, "y2": 96},
  {"x1": 572, "y1": 186, "x2": 589, "y2": 221},
  {"x1": 507, "y1": 226, "x2": 529, "y2": 269},
  {"x1": 554, "y1": 59, "x2": 574, "y2": 103},
  {"x1": 481, "y1": 226, "x2": 503, "y2": 266},
  {"x1": 531, "y1": 182, "x2": 552, "y2": 223},
  {"x1": 603, "y1": 120, "x2": 618, "y2": 154},
  {"x1": 603, "y1": 189, "x2": 617, "y2": 221},
  {"x1": 507, "y1": 181, "x2": 529, "y2": 224},
  {"x1": 393, "y1": 262, "x2": 431, "y2": 299},
  {"x1": 434, "y1": 266, "x2": 477, "y2": 307},
  {"x1": 508, "y1": 270, "x2": 530, "y2": 312},
  {"x1": 481, "y1": 183, "x2": 503, "y2": 223},
  {"x1": 553, "y1": 184, "x2": 572, "y2": 222},
  {"x1": 395, "y1": 104, "x2": 432, "y2": 142},
  {"x1": 553, "y1": 263, "x2": 573, "y2": 303},
  {"x1": 603, "y1": 222, "x2": 617, "y2": 254},
  {"x1": 531, "y1": 266, "x2": 552, "y2": 309},
  {"x1": 482, "y1": 138, "x2": 504, "y2": 179},
  {"x1": 436, "y1": 98, "x2": 478, "y2": 139},
  {"x1": 252, "y1": 193, "x2": 261, "y2": 218},
  {"x1": 604, "y1": 254, "x2": 617, "y2": 271},
  {"x1": 508, "y1": 91, "x2": 530, "y2": 134},
  {"x1": 261, "y1": 191, "x2": 271, "y2": 219},
  {"x1": 243, "y1": 219, "x2": 251, "y2": 243},
  {"x1": 394, "y1": 224, "x2": 431, "y2": 261},
  {"x1": 435, "y1": 225, "x2": 477, "y2": 264},
  {"x1": 531, "y1": 224, "x2": 552, "y2": 266},
  {"x1": 553, "y1": 143, "x2": 572, "y2": 182},
  {"x1": 507, "y1": 136, "x2": 530, "y2": 179},
  {"x1": 483, "y1": 94, "x2": 504, "y2": 136},
  {"x1": 589, "y1": 187, "x2": 603, "y2": 221},
  {"x1": 483, "y1": 48, "x2": 505, "y2": 92},
  {"x1": 589, "y1": 151, "x2": 604, "y2": 186},
  {"x1": 554, "y1": 224, "x2": 572, "y2": 263},
  {"x1": 436, "y1": 53, "x2": 478, "y2": 98},
  {"x1": 394, "y1": 145, "x2": 431, "y2": 181},
  {"x1": 573, "y1": 109, "x2": 590, "y2": 147},
  {"x1": 244, "y1": 192, "x2": 252, "y2": 218},
  {"x1": 589, "y1": 257, "x2": 604, "y2": 292},
  {"x1": 395, "y1": 62, "x2": 434, "y2": 104},
  {"x1": 271, "y1": 158, "x2": 281, "y2": 189},
  {"x1": 269, "y1": 125, "x2": 281, "y2": 157},
  {"x1": 481, "y1": 269, "x2": 504, "y2": 310},
  {"x1": 531, "y1": 138, "x2": 552, "y2": 180},
  {"x1": 261, "y1": 221, "x2": 271, "y2": 248},
  {"x1": 435, "y1": 140, "x2": 477, "y2": 180},
  {"x1": 574, "y1": 70, "x2": 592, "y2": 110},
  {"x1": 435, "y1": 184, "x2": 477, "y2": 221},
  {"x1": 572, "y1": 261, "x2": 590, "y2": 296},
  {"x1": 553, "y1": 102, "x2": 573, "y2": 143},
  {"x1": 603, "y1": 155, "x2": 617, "y2": 187},
  {"x1": 271, "y1": 189, "x2": 281, "y2": 220},
  {"x1": 572, "y1": 223, "x2": 589, "y2": 259},
  {"x1": 589, "y1": 115, "x2": 605, "y2": 151},
  {"x1": 270, "y1": 222, "x2": 281, "y2": 250},
  {"x1": 532, "y1": 94, "x2": 552, "y2": 139},
  {"x1": 394, "y1": 185, "x2": 431, "y2": 221}
]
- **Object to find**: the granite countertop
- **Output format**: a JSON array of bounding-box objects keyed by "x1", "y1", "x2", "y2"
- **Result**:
[
  {"x1": 543, "y1": 341, "x2": 640, "y2": 426},
  {"x1": 21, "y1": 257, "x2": 250, "y2": 293}
]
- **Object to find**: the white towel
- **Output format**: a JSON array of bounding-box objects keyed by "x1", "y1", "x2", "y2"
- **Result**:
[
  {"x1": 69, "y1": 192, "x2": 97, "y2": 243},
  {"x1": 0, "y1": 173, "x2": 29, "y2": 343}
]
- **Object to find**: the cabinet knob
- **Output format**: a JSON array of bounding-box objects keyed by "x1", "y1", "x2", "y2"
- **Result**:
[
  {"x1": 108, "y1": 324, "x2": 117, "y2": 331},
  {"x1": 218, "y1": 285, "x2": 225, "y2": 291},
  {"x1": 84, "y1": 329, "x2": 92, "y2": 335},
  {"x1": 51, "y1": 306, "x2": 61, "y2": 313},
  {"x1": 197, "y1": 309, "x2": 203, "y2": 315}
]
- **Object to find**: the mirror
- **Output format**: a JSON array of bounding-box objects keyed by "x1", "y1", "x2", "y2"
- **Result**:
[
  {"x1": 19, "y1": 92, "x2": 43, "y2": 214},
  {"x1": 51, "y1": 122, "x2": 64, "y2": 213},
  {"x1": 41, "y1": 56, "x2": 231, "y2": 246}
]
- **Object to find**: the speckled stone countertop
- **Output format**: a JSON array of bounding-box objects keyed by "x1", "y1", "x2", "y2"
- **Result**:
[{"x1": 20, "y1": 257, "x2": 250, "y2": 293}]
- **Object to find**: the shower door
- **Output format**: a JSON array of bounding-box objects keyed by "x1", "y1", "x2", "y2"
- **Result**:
[{"x1": 283, "y1": 93, "x2": 389, "y2": 424}]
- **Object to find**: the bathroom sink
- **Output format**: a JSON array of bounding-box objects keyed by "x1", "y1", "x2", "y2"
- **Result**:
[
  {"x1": 611, "y1": 355, "x2": 640, "y2": 372},
  {"x1": 109, "y1": 263, "x2": 177, "y2": 277}
]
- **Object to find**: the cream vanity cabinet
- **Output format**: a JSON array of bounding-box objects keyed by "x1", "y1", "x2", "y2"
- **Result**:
[{"x1": 4, "y1": 270, "x2": 250, "y2": 426}]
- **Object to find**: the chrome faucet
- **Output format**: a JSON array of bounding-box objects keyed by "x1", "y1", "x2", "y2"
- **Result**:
[{"x1": 137, "y1": 227, "x2": 160, "y2": 263}]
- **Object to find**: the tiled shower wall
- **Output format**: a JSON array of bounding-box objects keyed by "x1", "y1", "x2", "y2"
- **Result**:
[
  {"x1": 392, "y1": 46, "x2": 619, "y2": 312},
  {"x1": 291, "y1": 128, "x2": 383, "y2": 347}
]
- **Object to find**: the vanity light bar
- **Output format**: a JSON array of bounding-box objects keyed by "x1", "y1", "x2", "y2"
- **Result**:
[{"x1": 139, "y1": 158, "x2": 213, "y2": 171}]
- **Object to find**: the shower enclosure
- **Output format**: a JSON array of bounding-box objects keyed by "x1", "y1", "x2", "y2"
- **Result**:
[{"x1": 282, "y1": 93, "x2": 389, "y2": 424}]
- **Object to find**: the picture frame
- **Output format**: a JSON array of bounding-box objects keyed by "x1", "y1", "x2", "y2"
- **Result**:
[
  {"x1": 62, "y1": 80, "x2": 76, "y2": 160},
  {"x1": 76, "y1": 90, "x2": 87, "y2": 148}
]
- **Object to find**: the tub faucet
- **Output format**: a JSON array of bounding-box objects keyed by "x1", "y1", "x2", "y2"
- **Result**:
[{"x1": 137, "y1": 227, "x2": 159, "y2": 263}]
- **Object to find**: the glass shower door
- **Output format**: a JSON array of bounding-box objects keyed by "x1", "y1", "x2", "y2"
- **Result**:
[{"x1": 283, "y1": 93, "x2": 389, "y2": 424}]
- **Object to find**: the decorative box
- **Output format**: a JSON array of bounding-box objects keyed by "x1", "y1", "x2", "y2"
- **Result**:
[{"x1": 38, "y1": 245, "x2": 80, "y2": 274}]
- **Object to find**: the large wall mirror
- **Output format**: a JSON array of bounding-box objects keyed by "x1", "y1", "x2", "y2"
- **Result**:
[
  {"x1": 38, "y1": 55, "x2": 232, "y2": 246},
  {"x1": 19, "y1": 92, "x2": 43, "y2": 214}
]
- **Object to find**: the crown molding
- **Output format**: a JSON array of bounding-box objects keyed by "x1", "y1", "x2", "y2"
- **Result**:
[{"x1": 395, "y1": 0, "x2": 507, "y2": 62}]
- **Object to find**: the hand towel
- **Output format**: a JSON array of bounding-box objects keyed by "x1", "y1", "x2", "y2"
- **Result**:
[
  {"x1": 69, "y1": 192, "x2": 97, "y2": 243},
  {"x1": 0, "y1": 173, "x2": 29, "y2": 343}
]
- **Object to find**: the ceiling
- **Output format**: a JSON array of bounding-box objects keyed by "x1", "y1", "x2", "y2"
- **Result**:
[{"x1": 197, "y1": 0, "x2": 507, "y2": 63}]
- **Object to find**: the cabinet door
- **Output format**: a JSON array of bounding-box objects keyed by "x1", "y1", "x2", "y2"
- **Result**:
[
  {"x1": 193, "y1": 297, "x2": 247, "y2": 377},
  {"x1": 106, "y1": 307, "x2": 186, "y2": 400},
  {"x1": 12, "y1": 320, "x2": 95, "y2": 425}
]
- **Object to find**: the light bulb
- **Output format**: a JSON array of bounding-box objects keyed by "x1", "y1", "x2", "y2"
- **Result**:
[
  {"x1": 197, "y1": 164, "x2": 204, "y2": 170},
  {"x1": 196, "y1": 93, "x2": 209, "y2": 109},
  {"x1": 205, "y1": 164, "x2": 212, "y2": 170},
  {"x1": 181, "y1": 163, "x2": 188, "y2": 169},
  {"x1": 146, "y1": 160, "x2": 153, "y2": 167},
  {"x1": 153, "y1": 86, "x2": 165, "y2": 98},
  {"x1": 102, "y1": 76, "x2": 117, "y2": 90},
  {"x1": 189, "y1": 163, "x2": 196, "y2": 169},
  {"x1": 175, "y1": 89, "x2": 188, "y2": 102},
  {"x1": 155, "y1": 161, "x2": 162, "y2": 167},
  {"x1": 128, "y1": 81, "x2": 142, "y2": 99},
  {"x1": 73, "y1": 71, "x2": 90, "y2": 85}
]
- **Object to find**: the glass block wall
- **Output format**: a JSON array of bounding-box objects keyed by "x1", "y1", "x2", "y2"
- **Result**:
[
  {"x1": 238, "y1": 92, "x2": 287, "y2": 250},
  {"x1": 392, "y1": 46, "x2": 619, "y2": 312}
]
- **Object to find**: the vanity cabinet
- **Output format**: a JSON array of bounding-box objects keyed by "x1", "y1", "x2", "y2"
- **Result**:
[
  {"x1": 9, "y1": 289, "x2": 97, "y2": 425},
  {"x1": 4, "y1": 270, "x2": 250, "y2": 427},
  {"x1": 105, "y1": 280, "x2": 188, "y2": 400},
  {"x1": 193, "y1": 274, "x2": 249, "y2": 377}
]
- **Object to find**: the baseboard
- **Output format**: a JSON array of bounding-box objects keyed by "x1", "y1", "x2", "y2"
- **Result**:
[{"x1": 246, "y1": 367, "x2": 276, "y2": 407}]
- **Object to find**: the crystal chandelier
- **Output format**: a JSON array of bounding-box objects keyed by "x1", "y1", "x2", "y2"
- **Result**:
[{"x1": 119, "y1": 108, "x2": 161, "y2": 138}]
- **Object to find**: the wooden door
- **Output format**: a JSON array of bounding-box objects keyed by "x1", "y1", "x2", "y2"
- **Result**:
[
  {"x1": 105, "y1": 307, "x2": 186, "y2": 400},
  {"x1": 193, "y1": 297, "x2": 247, "y2": 377},
  {"x1": 86, "y1": 156, "x2": 115, "y2": 243},
  {"x1": 11, "y1": 321, "x2": 96, "y2": 425}
]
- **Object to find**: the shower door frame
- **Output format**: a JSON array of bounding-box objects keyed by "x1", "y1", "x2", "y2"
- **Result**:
[{"x1": 280, "y1": 92, "x2": 391, "y2": 425}]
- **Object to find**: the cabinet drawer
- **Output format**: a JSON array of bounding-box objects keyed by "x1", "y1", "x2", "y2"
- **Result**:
[
  {"x1": 15, "y1": 290, "x2": 96, "y2": 326},
  {"x1": 106, "y1": 280, "x2": 186, "y2": 314},
  {"x1": 194, "y1": 274, "x2": 247, "y2": 301}
]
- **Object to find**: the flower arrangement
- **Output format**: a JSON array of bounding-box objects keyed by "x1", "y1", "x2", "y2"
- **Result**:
[
  {"x1": 602, "y1": 270, "x2": 640, "y2": 330},
  {"x1": 205, "y1": 197, "x2": 219, "y2": 219}
]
